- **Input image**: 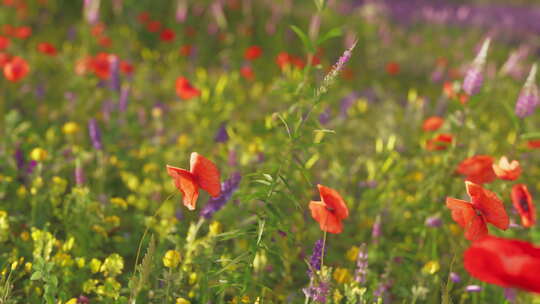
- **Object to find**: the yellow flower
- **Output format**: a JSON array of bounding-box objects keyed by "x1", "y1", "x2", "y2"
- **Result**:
[
  {"x1": 110, "y1": 197, "x2": 128, "y2": 209},
  {"x1": 209, "y1": 221, "x2": 222, "y2": 236},
  {"x1": 89, "y1": 258, "x2": 102, "y2": 273},
  {"x1": 176, "y1": 298, "x2": 191, "y2": 304},
  {"x1": 177, "y1": 134, "x2": 189, "y2": 147},
  {"x1": 448, "y1": 223, "x2": 461, "y2": 236},
  {"x1": 346, "y1": 246, "x2": 360, "y2": 262},
  {"x1": 163, "y1": 250, "x2": 181, "y2": 268},
  {"x1": 24, "y1": 262, "x2": 32, "y2": 273},
  {"x1": 30, "y1": 148, "x2": 48, "y2": 162},
  {"x1": 105, "y1": 216, "x2": 121, "y2": 227},
  {"x1": 100, "y1": 253, "x2": 124, "y2": 277},
  {"x1": 17, "y1": 185, "x2": 27, "y2": 198},
  {"x1": 65, "y1": 299, "x2": 78, "y2": 304},
  {"x1": 333, "y1": 289, "x2": 344, "y2": 302},
  {"x1": 422, "y1": 260, "x2": 440, "y2": 275},
  {"x1": 333, "y1": 267, "x2": 352, "y2": 284},
  {"x1": 189, "y1": 272, "x2": 197, "y2": 285},
  {"x1": 62, "y1": 122, "x2": 80, "y2": 135}
]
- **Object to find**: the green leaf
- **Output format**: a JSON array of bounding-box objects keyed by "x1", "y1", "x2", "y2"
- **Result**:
[
  {"x1": 521, "y1": 132, "x2": 540, "y2": 140},
  {"x1": 30, "y1": 271, "x2": 42, "y2": 281},
  {"x1": 316, "y1": 27, "x2": 342, "y2": 45},
  {"x1": 290, "y1": 25, "x2": 314, "y2": 53}
]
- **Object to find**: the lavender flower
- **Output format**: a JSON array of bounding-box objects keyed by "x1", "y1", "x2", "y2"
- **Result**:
[
  {"x1": 462, "y1": 38, "x2": 490, "y2": 96},
  {"x1": 88, "y1": 119, "x2": 103, "y2": 150},
  {"x1": 515, "y1": 63, "x2": 538, "y2": 118},
  {"x1": 83, "y1": 0, "x2": 100, "y2": 25},
  {"x1": 200, "y1": 172, "x2": 241, "y2": 219},
  {"x1": 307, "y1": 239, "x2": 325, "y2": 277},
  {"x1": 176, "y1": 0, "x2": 188, "y2": 22},
  {"x1": 318, "y1": 108, "x2": 331, "y2": 125},
  {"x1": 14, "y1": 147, "x2": 25, "y2": 171},
  {"x1": 466, "y1": 285, "x2": 482, "y2": 292},
  {"x1": 449, "y1": 272, "x2": 461, "y2": 283},
  {"x1": 214, "y1": 122, "x2": 229, "y2": 143},
  {"x1": 425, "y1": 215, "x2": 442, "y2": 228},
  {"x1": 340, "y1": 92, "x2": 358, "y2": 118},
  {"x1": 109, "y1": 55, "x2": 120, "y2": 92},
  {"x1": 302, "y1": 281, "x2": 329, "y2": 303},
  {"x1": 354, "y1": 243, "x2": 368, "y2": 284},
  {"x1": 118, "y1": 85, "x2": 130, "y2": 112}
]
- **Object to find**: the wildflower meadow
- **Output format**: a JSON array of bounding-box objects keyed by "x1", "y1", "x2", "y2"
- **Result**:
[{"x1": 2, "y1": 0, "x2": 540, "y2": 303}]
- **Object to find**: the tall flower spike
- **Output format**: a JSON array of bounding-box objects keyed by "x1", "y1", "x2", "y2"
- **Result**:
[
  {"x1": 317, "y1": 40, "x2": 357, "y2": 97},
  {"x1": 515, "y1": 63, "x2": 539, "y2": 118},
  {"x1": 200, "y1": 172, "x2": 241, "y2": 219},
  {"x1": 88, "y1": 119, "x2": 103, "y2": 150},
  {"x1": 463, "y1": 38, "x2": 490, "y2": 96}
]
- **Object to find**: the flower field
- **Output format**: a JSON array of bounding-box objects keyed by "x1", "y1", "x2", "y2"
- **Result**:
[{"x1": 2, "y1": 0, "x2": 540, "y2": 303}]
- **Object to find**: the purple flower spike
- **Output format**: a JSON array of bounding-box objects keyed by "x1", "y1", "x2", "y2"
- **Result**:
[
  {"x1": 119, "y1": 85, "x2": 130, "y2": 112},
  {"x1": 463, "y1": 38, "x2": 491, "y2": 96},
  {"x1": 355, "y1": 243, "x2": 369, "y2": 284},
  {"x1": 200, "y1": 172, "x2": 241, "y2": 219},
  {"x1": 515, "y1": 64, "x2": 539, "y2": 118},
  {"x1": 214, "y1": 122, "x2": 229, "y2": 143},
  {"x1": 75, "y1": 161, "x2": 85, "y2": 186},
  {"x1": 307, "y1": 239, "x2": 325, "y2": 278},
  {"x1": 88, "y1": 119, "x2": 103, "y2": 150}
]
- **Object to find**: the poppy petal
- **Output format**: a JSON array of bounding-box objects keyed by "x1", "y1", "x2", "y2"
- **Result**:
[
  {"x1": 466, "y1": 181, "x2": 509, "y2": 230},
  {"x1": 446, "y1": 197, "x2": 488, "y2": 241},
  {"x1": 190, "y1": 152, "x2": 221, "y2": 197},
  {"x1": 317, "y1": 184, "x2": 349, "y2": 220},
  {"x1": 464, "y1": 236, "x2": 540, "y2": 293},
  {"x1": 511, "y1": 184, "x2": 536, "y2": 228},
  {"x1": 167, "y1": 165, "x2": 199, "y2": 210},
  {"x1": 309, "y1": 200, "x2": 343, "y2": 234}
]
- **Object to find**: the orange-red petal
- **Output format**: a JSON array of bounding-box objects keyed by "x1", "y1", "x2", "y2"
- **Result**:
[
  {"x1": 309, "y1": 200, "x2": 343, "y2": 234},
  {"x1": 317, "y1": 184, "x2": 349, "y2": 220},
  {"x1": 446, "y1": 197, "x2": 488, "y2": 241},
  {"x1": 511, "y1": 184, "x2": 536, "y2": 228},
  {"x1": 190, "y1": 152, "x2": 221, "y2": 197},
  {"x1": 466, "y1": 181, "x2": 509, "y2": 230},
  {"x1": 166, "y1": 165, "x2": 199, "y2": 210}
]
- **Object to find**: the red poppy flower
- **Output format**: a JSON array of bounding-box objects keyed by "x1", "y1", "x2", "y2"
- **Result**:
[
  {"x1": 443, "y1": 81, "x2": 456, "y2": 98},
  {"x1": 160, "y1": 28, "x2": 175, "y2": 42},
  {"x1": 0, "y1": 35, "x2": 9, "y2": 51},
  {"x1": 0, "y1": 52, "x2": 11, "y2": 67},
  {"x1": 446, "y1": 181, "x2": 509, "y2": 241},
  {"x1": 90, "y1": 53, "x2": 112, "y2": 80},
  {"x1": 511, "y1": 184, "x2": 535, "y2": 228},
  {"x1": 426, "y1": 133, "x2": 453, "y2": 151},
  {"x1": 166, "y1": 152, "x2": 221, "y2": 210},
  {"x1": 527, "y1": 140, "x2": 540, "y2": 149},
  {"x1": 244, "y1": 45, "x2": 262, "y2": 60},
  {"x1": 309, "y1": 184, "x2": 349, "y2": 234},
  {"x1": 91, "y1": 23, "x2": 106, "y2": 37},
  {"x1": 456, "y1": 155, "x2": 496, "y2": 184},
  {"x1": 146, "y1": 20, "x2": 161, "y2": 33},
  {"x1": 98, "y1": 36, "x2": 112, "y2": 48},
  {"x1": 13, "y1": 26, "x2": 31, "y2": 39},
  {"x1": 240, "y1": 66, "x2": 254, "y2": 80},
  {"x1": 276, "y1": 52, "x2": 291, "y2": 69},
  {"x1": 492, "y1": 156, "x2": 521, "y2": 181},
  {"x1": 385, "y1": 62, "x2": 400, "y2": 75},
  {"x1": 464, "y1": 235, "x2": 540, "y2": 293},
  {"x1": 176, "y1": 77, "x2": 200, "y2": 100},
  {"x1": 422, "y1": 116, "x2": 444, "y2": 132},
  {"x1": 120, "y1": 61, "x2": 134, "y2": 75},
  {"x1": 291, "y1": 55, "x2": 305, "y2": 69},
  {"x1": 37, "y1": 42, "x2": 57, "y2": 56},
  {"x1": 179, "y1": 44, "x2": 193, "y2": 57},
  {"x1": 137, "y1": 11, "x2": 150, "y2": 24},
  {"x1": 3, "y1": 56, "x2": 29, "y2": 82}
]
